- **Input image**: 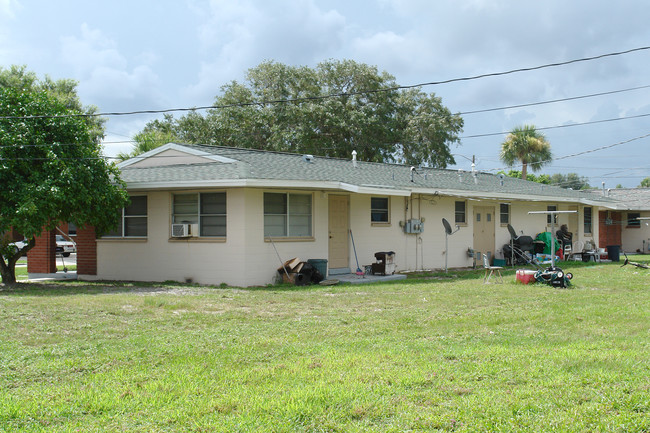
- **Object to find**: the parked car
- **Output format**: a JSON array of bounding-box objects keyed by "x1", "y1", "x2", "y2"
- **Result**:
[
  {"x1": 5, "y1": 239, "x2": 28, "y2": 256},
  {"x1": 56, "y1": 235, "x2": 76, "y2": 257}
]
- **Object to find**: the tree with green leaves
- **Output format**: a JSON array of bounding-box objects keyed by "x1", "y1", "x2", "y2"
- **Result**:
[
  {"x1": 132, "y1": 60, "x2": 464, "y2": 167},
  {"x1": 499, "y1": 125, "x2": 552, "y2": 180},
  {"x1": 0, "y1": 66, "x2": 129, "y2": 284},
  {"x1": 117, "y1": 129, "x2": 178, "y2": 161},
  {"x1": 550, "y1": 173, "x2": 590, "y2": 190},
  {"x1": 501, "y1": 170, "x2": 551, "y2": 184},
  {"x1": 639, "y1": 177, "x2": 650, "y2": 187}
]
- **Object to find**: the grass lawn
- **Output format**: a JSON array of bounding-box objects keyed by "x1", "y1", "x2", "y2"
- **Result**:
[{"x1": 0, "y1": 259, "x2": 649, "y2": 432}]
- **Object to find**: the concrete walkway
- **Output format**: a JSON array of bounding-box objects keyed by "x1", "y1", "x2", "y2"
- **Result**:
[
  {"x1": 21, "y1": 271, "x2": 406, "y2": 285},
  {"x1": 26, "y1": 271, "x2": 77, "y2": 282}
]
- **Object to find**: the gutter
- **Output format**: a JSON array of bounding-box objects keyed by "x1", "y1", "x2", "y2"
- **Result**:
[{"x1": 123, "y1": 178, "x2": 619, "y2": 208}]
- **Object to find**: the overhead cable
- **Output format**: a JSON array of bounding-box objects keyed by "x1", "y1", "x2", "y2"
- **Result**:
[
  {"x1": 483, "y1": 132, "x2": 650, "y2": 172},
  {"x1": 2, "y1": 45, "x2": 650, "y2": 120},
  {"x1": 461, "y1": 112, "x2": 650, "y2": 139},
  {"x1": 459, "y1": 84, "x2": 650, "y2": 115}
]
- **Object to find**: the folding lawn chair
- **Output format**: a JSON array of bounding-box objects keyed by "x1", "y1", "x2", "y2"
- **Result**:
[{"x1": 483, "y1": 253, "x2": 503, "y2": 283}]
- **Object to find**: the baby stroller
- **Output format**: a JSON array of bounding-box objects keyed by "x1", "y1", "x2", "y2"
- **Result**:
[
  {"x1": 503, "y1": 224, "x2": 536, "y2": 266},
  {"x1": 505, "y1": 224, "x2": 572, "y2": 287}
]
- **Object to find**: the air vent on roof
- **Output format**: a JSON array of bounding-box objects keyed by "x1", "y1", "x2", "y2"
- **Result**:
[{"x1": 302, "y1": 155, "x2": 314, "y2": 163}]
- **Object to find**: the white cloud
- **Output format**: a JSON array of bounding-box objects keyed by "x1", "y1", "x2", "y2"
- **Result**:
[
  {"x1": 0, "y1": 0, "x2": 19, "y2": 18},
  {"x1": 0, "y1": 0, "x2": 20, "y2": 61},
  {"x1": 61, "y1": 24, "x2": 127, "y2": 75},
  {"x1": 59, "y1": 24, "x2": 166, "y2": 112},
  {"x1": 183, "y1": 0, "x2": 347, "y2": 102}
]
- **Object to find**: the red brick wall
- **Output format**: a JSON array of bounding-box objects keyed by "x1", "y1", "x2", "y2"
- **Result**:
[
  {"x1": 598, "y1": 211, "x2": 622, "y2": 248},
  {"x1": 76, "y1": 226, "x2": 97, "y2": 276},
  {"x1": 27, "y1": 229, "x2": 56, "y2": 273},
  {"x1": 10, "y1": 228, "x2": 23, "y2": 242}
]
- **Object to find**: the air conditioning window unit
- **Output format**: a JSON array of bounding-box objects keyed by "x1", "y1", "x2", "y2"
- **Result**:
[{"x1": 171, "y1": 223, "x2": 199, "y2": 237}]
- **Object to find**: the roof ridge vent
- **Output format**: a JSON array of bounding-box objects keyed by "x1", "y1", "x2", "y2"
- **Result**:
[{"x1": 302, "y1": 154, "x2": 315, "y2": 163}]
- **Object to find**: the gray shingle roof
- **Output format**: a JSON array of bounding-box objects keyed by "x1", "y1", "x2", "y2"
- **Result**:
[
  {"x1": 119, "y1": 143, "x2": 618, "y2": 206},
  {"x1": 584, "y1": 187, "x2": 650, "y2": 210}
]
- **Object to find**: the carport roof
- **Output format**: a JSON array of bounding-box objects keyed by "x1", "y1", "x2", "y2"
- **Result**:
[{"x1": 585, "y1": 187, "x2": 650, "y2": 210}]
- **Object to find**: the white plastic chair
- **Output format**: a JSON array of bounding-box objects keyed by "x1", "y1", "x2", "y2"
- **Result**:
[
  {"x1": 570, "y1": 240, "x2": 584, "y2": 261},
  {"x1": 483, "y1": 253, "x2": 503, "y2": 283}
]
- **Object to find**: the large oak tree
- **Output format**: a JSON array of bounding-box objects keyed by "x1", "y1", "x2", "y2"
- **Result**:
[{"x1": 128, "y1": 60, "x2": 464, "y2": 167}]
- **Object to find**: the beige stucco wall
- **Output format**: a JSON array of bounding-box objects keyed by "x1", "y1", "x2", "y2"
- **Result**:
[
  {"x1": 96, "y1": 188, "x2": 332, "y2": 287},
  {"x1": 621, "y1": 211, "x2": 650, "y2": 253},
  {"x1": 93, "y1": 188, "x2": 605, "y2": 286}
]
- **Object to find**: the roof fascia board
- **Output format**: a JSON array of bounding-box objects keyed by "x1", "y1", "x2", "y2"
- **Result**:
[
  {"x1": 123, "y1": 176, "x2": 620, "y2": 207},
  {"x1": 124, "y1": 179, "x2": 411, "y2": 195},
  {"x1": 118, "y1": 143, "x2": 237, "y2": 168},
  {"x1": 410, "y1": 188, "x2": 618, "y2": 207}
]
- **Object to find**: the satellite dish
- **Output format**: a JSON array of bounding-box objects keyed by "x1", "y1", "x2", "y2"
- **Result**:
[
  {"x1": 442, "y1": 218, "x2": 459, "y2": 273},
  {"x1": 442, "y1": 218, "x2": 453, "y2": 235},
  {"x1": 507, "y1": 224, "x2": 517, "y2": 239}
]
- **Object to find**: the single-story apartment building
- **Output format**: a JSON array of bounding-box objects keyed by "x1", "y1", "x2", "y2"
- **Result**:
[
  {"x1": 67, "y1": 143, "x2": 617, "y2": 287},
  {"x1": 591, "y1": 187, "x2": 650, "y2": 254}
]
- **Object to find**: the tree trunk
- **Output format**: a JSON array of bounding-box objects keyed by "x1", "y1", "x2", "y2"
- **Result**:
[
  {"x1": 0, "y1": 259, "x2": 17, "y2": 285},
  {"x1": 521, "y1": 162, "x2": 528, "y2": 180}
]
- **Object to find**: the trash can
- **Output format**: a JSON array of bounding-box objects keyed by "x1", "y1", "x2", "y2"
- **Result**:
[
  {"x1": 307, "y1": 259, "x2": 328, "y2": 277},
  {"x1": 372, "y1": 251, "x2": 396, "y2": 275},
  {"x1": 606, "y1": 245, "x2": 620, "y2": 262}
]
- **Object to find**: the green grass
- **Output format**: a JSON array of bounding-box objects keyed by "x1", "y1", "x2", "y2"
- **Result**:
[{"x1": 1, "y1": 259, "x2": 649, "y2": 432}]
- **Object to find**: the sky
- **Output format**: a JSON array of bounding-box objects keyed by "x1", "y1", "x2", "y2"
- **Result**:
[{"x1": 2, "y1": 0, "x2": 650, "y2": 188}]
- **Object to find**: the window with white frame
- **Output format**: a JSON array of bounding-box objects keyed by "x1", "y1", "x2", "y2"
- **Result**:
[
  {"x1": 500, "y1": 203, "x2": 510, "y2": 225},
  {"x1": 371, "y1": 197, "x2": 389, "y2": 223},
  {"x1": 172, "y1": 192, "x2": 226, "y2": 237},
  {"x1": 455, "y1": 201, "x2": 466, "y2": 224},
  {"x1": 264, "y1": 192, "x2": 312, "y2": 237},
  {"x1": 104, "y1": 196, "x2": 148, "y2": 237}
]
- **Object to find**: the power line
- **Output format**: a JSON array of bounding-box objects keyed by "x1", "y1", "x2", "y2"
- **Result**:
[
  {"x1": 483, "y1": 132, "x2": 650, "y2": 173},
  {"x1": 2, "y1": 45, "x2": 650, "y2": 120},
  {"x1": 458, "y1": 84, "x2": 650, "y2": 115},
  {"x1": 461, "y1": 112, "x2": 650, "y2": 139},
  {"x1": 0, "y1": 140, "x2": 135, "y2": 150}
]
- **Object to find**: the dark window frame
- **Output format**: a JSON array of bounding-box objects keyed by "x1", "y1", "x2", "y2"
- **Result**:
[
  {"x1": 627, "y1": 212, "x2": 641, "y2": 228},
  {"x1": 264, "y1": 192, "x2": 313, "y2": 238},
  {"x1": 583, "y1": 207, "x2": 592, "y2": 234},
  {"x1": 104, "y1": 195, "x2": 148, "y2": 238},
  {"x1": 371, "y1": 197, "x2": 390, "y2": 224},
  {"x1": 547, "y1": 205, "x2": 558, "y2": 225},
  {"x1": 455, "y1": 201, "x2": 467, "y2": 225},
  {"x1": 500, "y1": 203, "x2": 510, "y2": 225},
  {"x1": 172, "y1": 192, "x2": 227, "y2": 237}
]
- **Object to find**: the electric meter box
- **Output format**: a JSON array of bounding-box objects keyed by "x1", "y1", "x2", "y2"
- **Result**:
[{"x1": 404, "y1": 218, "x2": 424, "y2": 234}]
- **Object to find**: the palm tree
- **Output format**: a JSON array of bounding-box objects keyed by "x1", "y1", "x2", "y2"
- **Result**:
[{"x1": 500, "y1": 125, "x2": 552, "y2": 180}]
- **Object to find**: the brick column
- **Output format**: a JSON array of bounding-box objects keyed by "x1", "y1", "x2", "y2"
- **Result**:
[
  {"x1": 598, "y1": 211, "x2": 622, "y2": 249},
  {"x1": 27, "y1": 229, "x2": 56, "y2": 273},
  {"x1": 76, "y1": 226, "x2": 97, "y2": 276}
]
